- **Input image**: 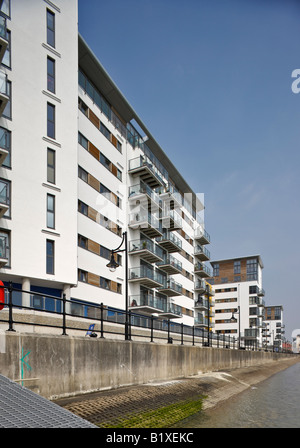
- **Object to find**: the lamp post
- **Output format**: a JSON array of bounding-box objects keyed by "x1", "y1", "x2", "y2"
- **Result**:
[
  {"x1": 230, "y1": 306, "x2": 240, "y2": 349},
  {"x1": 106, "y1": 231, "x2": 130, "y2": 340}
]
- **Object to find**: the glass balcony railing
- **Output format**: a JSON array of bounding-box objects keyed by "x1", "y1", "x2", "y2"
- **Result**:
[
  {"x1": 194, "y1": 297, "x2": 208, "y2": 309},
  {"x1": 194, "y1": 226, "x2": 210, "y2": 245},
  {"x1": 156, "y1": 230, "x2": 182, "y2": 252},
  {"x1": 158, "y1": 277, "x2": 182, "y2": 296},
  {"x1": 161, "y1": 302, "x2": 182, "y2": 317},
  {"x1": 194, "y1": 262, "x2": 212, "y2": 278},
  {"x1": 129, "y1": 237, "x2": 164, "y2": 262},
  {"x1": 195, "y1": 316, "x2": 208, "y2": 327},
  {"x1": 0, "y1": 15, "x2": 8, "y2": 41},
  {"x1": 194, "y1": 280, "x2": 207, "y2": 292},
  {"x1": 129, "y1": 265, "x2": 165, "y2": 287},
  {"x1": 157, "y1": 254, "x2": 182, "y2": 273},
  {"x1": 161, "y1": 209, "x2": 182, "y2": 230},
  {"x1": 128, "y1": 156, "x2": 164, "y2": 187},
  {"x1": 128, "y1": 207, "x2": 161, "y2": 232},
  {"x1": 129, "y1": 292, "x2": 167, "y2": 313},
  {"x1": 128, "y1": 180, "x2": 161, "y2": 209},
  {"x1": 194, "y1": 245, "x2": 210, "y2": 261}
]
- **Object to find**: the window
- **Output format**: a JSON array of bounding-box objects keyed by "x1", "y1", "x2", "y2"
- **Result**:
[
  {"x1": 47, "y1": 149, "x2": 55, "y2": 184},
  {"x1": 78, "y1": 132, "x2": 88, "y2": 150},
  {"x1": 0, "y1": 127, "x2": 11, "y2": 168},
  {"x1": 234, "y1": 260, "x2": 241, "y2": 274},
  {"x1": 78, "y1": 166, "x2": 88, "y2": 183},
  {"x1": 78, "y1": 269, "x2": 87, "y2": 283},
  {"x1": 47, "y1": 194, "x2": 55, "y2": 229},
  {"x1": 100, "y1": 277, "x2": 111, "y2": 290},
  {"x1": 46, "y1": 9, "x2": 55, "y2": 48},
  {"x1": 47, "y1": 103, "x2": 55, "y2": 139},
  {"x1": 47, "y1": 57, "x2": 55, "y2": 93},
  {"x1": 78, "y1": 235, "x2": 88, "y2": 249},
  {"x1": 46, "y1": 240, "x2": 54, "y2": 274},
  {"x1": 213, "y1": 263, "x2": 219, "y2": 277},
  {"x1": 78, "y1": 200, "x2": 88, "y2": 216},
  {"x1": 100, "y1": 122, "x2": 111, "y2": 140}
]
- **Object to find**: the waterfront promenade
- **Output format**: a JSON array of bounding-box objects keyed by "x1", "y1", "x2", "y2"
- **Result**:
[{"x1": 55, "y1": 357, "x2": 300, "y2": 428}]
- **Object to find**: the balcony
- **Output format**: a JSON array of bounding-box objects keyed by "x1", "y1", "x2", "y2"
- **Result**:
[
  {"x1": 194, "y1": 315, "x2": 208, "y2": 327},
  {"x1": 257, "y1": 288, "x2": 265, "y2": 297},
  {"x1": 129, "y1": 292, "x2": 166, "y2": 315},
  {"x1": 194, "y1": 297, "x2": 208, "y2": 311},
  {"x1": 0, "y1": 181, "x2": 9, "y2": 218},
  {"x1": 0, "y1": 71, "x2": 8, "y2": 117},
  {"x1": 161, "y1": 209, "x2": 182, "y2": 231},
  {"x1": 129, "y1": 237, "x2": 164, "y2": 264},
  {"x1": 0, "y1": 14, "x2": 8, "y2": 64},
  {"x1": 0, "y1": 234, "x2": 8, "y2": 267},
  {"x1": 128, "y1": 180, "x2": 161, "y2": 212},
  {"x1": 156, "y1": 230, "x2": 182, "y2": 253},
  {"x1": 128, "y1": 156, "x2": 164, "y2": 188},
  {"x1": 194, "y1": 244, "x2": 210, "y2": 262},
  {"x1": 158, "y1": 184, "x2": 182, "y2": 210},
  {"x1": 194, "y1": 262, "x2": 212, "y2": 278},
  {"x1": 194, "y1": 280, "x2": 207, "y2": 294},
  {"x1": 128, "y1": 207, "x2": 163, "y2": 238},
  {"x1": 159, "y1": 301, "x2": 182, "y2": 319},
  {"x1": 0, "y1": 128, "x2": 9, "y2": 166},
  {"x1": 128, "y1": 265, "x2": 165, "y2": 289},
  {"x1": 194, "y1": 225, "x2": 210, "y2": 245},
  {"x1": 157, "y1": 254, "x2": 182, "y2": 275},
  {"x1": 158, "y1": 277, "x2": 182, "y2": 297}
]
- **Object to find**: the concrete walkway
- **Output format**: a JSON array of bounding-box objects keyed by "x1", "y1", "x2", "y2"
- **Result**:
[{"x1": 55, "y1": 357, "x2": 300, "y2": 428}]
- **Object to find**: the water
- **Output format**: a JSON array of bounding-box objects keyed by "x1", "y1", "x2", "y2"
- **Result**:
[{"x1": 176, "y1": 362, "x2": 300, "y2": 428}]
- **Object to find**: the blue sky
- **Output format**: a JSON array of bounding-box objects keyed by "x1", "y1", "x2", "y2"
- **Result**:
[{"x1": 78, "y1": 0, "x2": 300, "y2": 341}]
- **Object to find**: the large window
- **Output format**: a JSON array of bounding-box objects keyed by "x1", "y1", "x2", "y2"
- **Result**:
[
  {"x1": 247, "y1": 259, "x2": 258, "y2": 281},
  {"x1": 46, "y1": 240, "x2": 54, "y2": 274},
  {"x1": 46, "y1": 9, "x2": 55, "y2": 48},
  {"x1": 2, "y1": 29, "x2": 10, "y2": 67},
  {"x1": 47, "y1": 57, "x2": 55, "y2": 93},
  {"x1": 47, "y1": 149, "x2": 55, "y2": 184},
  {"x1": 213, "y1": 263, "x2": 219, "y2": 277},
  {"x1": 47, "y1": 103, "x2": 55, "y2": 139},
  {"x1": 234, "y1": 260, "x2": 241, "y2": 274},
  {"x1": 46, "y1": 194, "x2": 55, "y2": 229}
]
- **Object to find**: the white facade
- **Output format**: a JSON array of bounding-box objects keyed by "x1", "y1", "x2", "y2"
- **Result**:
[
  {"x1": 0, "y1": 0, "x2": 212, "y2": 329},
  {"x1": 210, "y1": 256, "x2": 265, "y2": 348}
]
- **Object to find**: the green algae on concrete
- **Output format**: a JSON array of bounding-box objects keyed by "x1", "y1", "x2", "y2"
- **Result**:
[{"x1": 97, "y1": 395, "x2": 206, "y2": 428}]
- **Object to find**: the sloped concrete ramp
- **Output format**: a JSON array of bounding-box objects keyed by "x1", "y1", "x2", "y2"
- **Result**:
[{"x1": 0, "y1": 374, "x2": 96, "y2": 428}]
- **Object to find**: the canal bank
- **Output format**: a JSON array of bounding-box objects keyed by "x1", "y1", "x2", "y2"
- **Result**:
[{"x1": 55, "y1": 357, "x2": 300, "y2": 428}]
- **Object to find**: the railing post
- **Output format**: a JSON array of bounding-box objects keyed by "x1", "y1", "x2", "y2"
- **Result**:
[
  {"x1": 150, "y1": 316, "x2": 154, "y2": 343},
  {"x1": 192, "y1": 326, "x2": 195, "y2": 346},
  {"x1": 128, "y1": 310, "x2": 132, "y2": 340},
  {"x1": 7, "y1": 281, "x2": 15, "y2": 332},
  {"x1": 167, "y1": 319, "x2": 171, "y2": 343},
  {"x1": 62, "y1": 293, "x2": 67, "y2": 336},
  {"x1": 181, "y1": 323, "x2": 184, "y2": 345},
  {"x1": 100, "y1": 303, "x2": 104, "y2": 338}
]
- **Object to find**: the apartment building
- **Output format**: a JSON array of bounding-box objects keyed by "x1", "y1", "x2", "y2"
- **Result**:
[
  {"x1": 0, "y1": 0, "x2": 212, "y2": 329},
  {"x1": 263, "y1": 305, "x2": 284, "y2": 351},
  {"x1": 209, "y1": 255, "x2": 265, "y2": 348}
]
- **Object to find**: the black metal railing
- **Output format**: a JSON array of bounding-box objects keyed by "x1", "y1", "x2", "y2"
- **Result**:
[{"x1": 0, "y1": 283, "x2": 287, "y2": 351}]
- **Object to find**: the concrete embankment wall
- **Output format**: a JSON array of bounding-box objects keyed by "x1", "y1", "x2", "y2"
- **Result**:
[{"x1": 0, "y1": 332, "x2": 296, "y2": 400}]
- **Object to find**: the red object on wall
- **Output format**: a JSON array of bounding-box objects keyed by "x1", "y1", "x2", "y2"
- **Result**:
[{"x1": 0, "y1": 281, "x2": 4, "y2": 310}]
